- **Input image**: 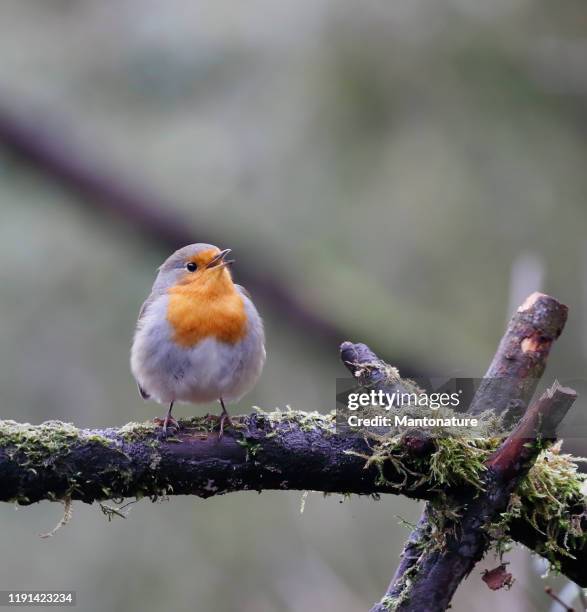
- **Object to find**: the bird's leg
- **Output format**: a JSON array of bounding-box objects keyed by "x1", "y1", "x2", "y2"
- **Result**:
[
  {"x1": 218, "y1": 397, "x2": 232, "y2": 438},
  {"x1": 154, "y1": 402, "x2": 179, "y2": 436},
  {"x1": 163, "y1": 402, "x2": 175, "y2": 434}
]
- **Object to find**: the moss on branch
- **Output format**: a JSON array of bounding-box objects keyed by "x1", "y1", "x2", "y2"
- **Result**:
[{"x1": 1, "y1": 410, "x2": 585, "y2": 585}]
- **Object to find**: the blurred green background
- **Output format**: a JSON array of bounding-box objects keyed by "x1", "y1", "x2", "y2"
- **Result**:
[{"x1": 0, "y1": 1, "x2": 586, "y2": 611}]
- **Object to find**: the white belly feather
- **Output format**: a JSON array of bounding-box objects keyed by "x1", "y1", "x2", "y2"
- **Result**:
[{"x1": 130, "y1": 292, "x2": 265, "y2": 405}]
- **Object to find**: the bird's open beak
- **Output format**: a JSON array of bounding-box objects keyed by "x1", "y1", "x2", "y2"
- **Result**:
[{"x1": 207, "y1": 248, "x2": 235, "y2": 269}]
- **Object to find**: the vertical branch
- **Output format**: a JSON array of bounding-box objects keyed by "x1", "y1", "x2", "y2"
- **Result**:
[
  {"x1": 370, "y1": 292, "x2": 569, "y2": 612},
  {"x1": 468, "y1": 292, "x2": 568, "y2": 417},
  {"x1": 383, "y1": 383, "x2": 575, "y2": 612}
]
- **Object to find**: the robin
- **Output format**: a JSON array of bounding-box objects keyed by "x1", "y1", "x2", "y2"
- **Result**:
[{"x1": 130, "y1": 243, "x2": 266, "y2": 436}]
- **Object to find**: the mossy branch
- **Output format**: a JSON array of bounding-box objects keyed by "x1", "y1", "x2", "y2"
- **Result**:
[
  {"x1": 368, "y1": 292, "x2": 583, "y2": 612},
  {"x1": 0, "y1": 407, "x2": 585, "y2": 588},
  {"x1": 376, "y1": 383, "x2": 577, "y2": 612},
  {"x1": 0, "y1": 411, "x2": 445, "y2": 506},
  {"x1": 0, "y1": 292, "x2": 584, "y2": 612}
]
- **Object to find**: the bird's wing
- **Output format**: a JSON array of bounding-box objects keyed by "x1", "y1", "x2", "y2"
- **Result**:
[
  {"x1": 137, "y1": 382, "x2": 150, "y2": 400},
  {"x1": 137, "y1": 267, "x2": 168, "y2": 323},
  {"x1": 134, "y1": 291, "x2": 159, "y2": 401},
  {"x1": 137, "y1": 291, "x2": 155, "y2": 323}
]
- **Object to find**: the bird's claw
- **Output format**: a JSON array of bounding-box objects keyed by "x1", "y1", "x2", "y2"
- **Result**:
[
  {"x1": 219, "y1": 413, "x2": 232, "y2": 439},
  {"x1": 153, "y1": 415, "x2": 179, "y2": 437}
]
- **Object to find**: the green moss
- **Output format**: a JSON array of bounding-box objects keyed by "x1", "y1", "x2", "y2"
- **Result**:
[
  {"x1": 492, "y1": 443, "x2": 587, "y2": 569},
  {"x1": 116, "y1": 409, "x2": 335, "y2": 443},
  {"x1": 118, "y1": 414, "x2": 243, "y2": 442},
  {"x1": 0, "y1": 420, "x2": 111, "y2": 463},
  {"x1": 254, "y1": 406, "x2": 336, "y2": 434},
  {"x1": 179, "y1": 415, "x2": 225, "y2": 433},
  {"x1": 0, "y1": 420, "x2": 121, "y2": 504},
  {"x1": 353, "y1": 415, "x2": 587, "y2": 573},
  {"x1": 429, "y1": 437, "x2": 492, "y2": 490},
  {"x1": 117, "y1": 420, "x2": 160, "y2": 441},
  {"x1": 368, "y1": 437, "x2": 587, "y2": 605},
  {"x1": 349, "y1": 428, "x2": 496, "y2": 493},
  {"x1": 377, "y1": 557, "x2": 420, "y2": 610},
  {"x1": 236, "y1": 438, "x2": 262, "y2": 460},
  {"x1": 379, "y1": 595, "x2": 398, "y2": 610}
]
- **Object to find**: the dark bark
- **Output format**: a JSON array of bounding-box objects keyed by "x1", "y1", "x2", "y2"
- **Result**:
[
  {"x1": 340, "y1": 342, "x2": 416, "y2": 396},
  {"x1": 0, "y1": 415, "x2": 436, "y2": 506}
]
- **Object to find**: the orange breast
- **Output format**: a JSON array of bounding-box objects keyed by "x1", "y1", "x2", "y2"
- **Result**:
[{"x1": 167, "y1": 276, "x2": 247, "y2": 347}]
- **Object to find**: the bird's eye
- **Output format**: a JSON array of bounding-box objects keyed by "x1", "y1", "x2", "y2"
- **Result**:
[{"x1": 186, "y1": 262, "x2": 197, "y2": 272}]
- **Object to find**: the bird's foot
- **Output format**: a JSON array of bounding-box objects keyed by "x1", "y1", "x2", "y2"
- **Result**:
[
  {"x1": 153, "y1": 415, "x2": 180, "y2": 437},
  {"x1": 219, "y1": 412, "x2": 233, "y2": 439},
  {"x1": 204, "y1": 413, "x2": 233, "y2": 439}
]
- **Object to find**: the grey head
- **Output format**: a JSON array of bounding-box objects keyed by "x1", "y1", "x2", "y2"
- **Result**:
[{"x1": 150, "y1": 243, "x2": 233, "y2": 294}]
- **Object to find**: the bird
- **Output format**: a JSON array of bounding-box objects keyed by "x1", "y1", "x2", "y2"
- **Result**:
[{"x1": 130, "y1": 243, "x2": 266, "y2": 437}]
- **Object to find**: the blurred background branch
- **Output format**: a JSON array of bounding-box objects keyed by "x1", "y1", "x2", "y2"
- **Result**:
[{"x1": 0, "y1": 101, "x2": 368, "y2": 361}]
